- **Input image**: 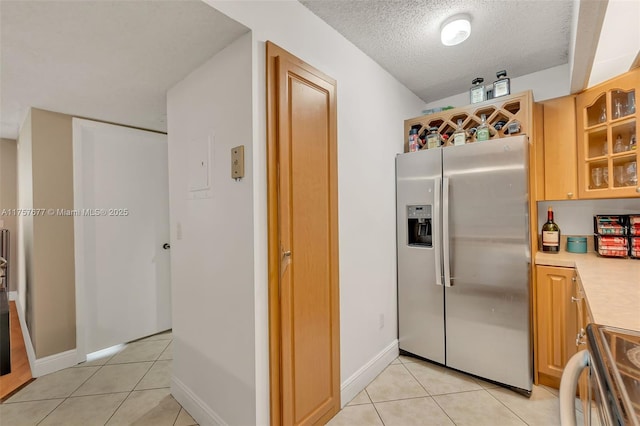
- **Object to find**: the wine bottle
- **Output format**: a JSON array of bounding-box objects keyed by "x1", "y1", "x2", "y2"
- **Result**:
[{"x1": 541, "y1": 207, "x2": 561, "y2": 253}]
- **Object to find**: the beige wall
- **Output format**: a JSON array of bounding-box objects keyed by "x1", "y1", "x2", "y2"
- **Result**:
[
  {"x1": 0, "y1": 138, "x2": 19, "y2": 293},
  {"x1": 18, "y1": 108, "x2": 76, "y2": 358}
]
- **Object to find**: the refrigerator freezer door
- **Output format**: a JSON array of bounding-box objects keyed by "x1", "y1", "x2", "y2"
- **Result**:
[
  {"x1": 396, "y1": 149, "x2": 445, "y2": 364},
  {"x1": 443, "y1": 136, "x2": 532, "y2": 391}
]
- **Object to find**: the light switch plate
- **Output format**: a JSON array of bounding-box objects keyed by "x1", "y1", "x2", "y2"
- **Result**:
[
  {"x1": 231, "y1": 145, "x2": 244, "y2": 179},
  {"x1": 188, "y1": 136, "x2": 211, "y2": 191}
]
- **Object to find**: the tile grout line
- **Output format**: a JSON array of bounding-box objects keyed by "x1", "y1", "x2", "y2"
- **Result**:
[
  {"x1": 429, "y1": 392, "x2": 459, "y2": 426},
  {"x1": 105, "y1": 339, "x2": 171, "y2": 366},
  {"x1": 102, "y1": 354, "x2": 161, "y2": 425},
  {"x1": 364, "y1": 388, "x2": 386, "y2": 426},
  {"x1": 31, "y1": 398, "x2": 66, "y2": 426},
  {"x1": 399, "y1": 360, "x2": 432, "y2": 397},
  {"x1": 170, "y1": 405, "x2": 182, "y2": 426},
  {"x1": 9, "y1": 333, "x2": 173, "y2": 425},
  {"x1": 173, "y1": 407, "x2": 183, "y2": 426},
  {"x1": 482, "y1": 387, "x2": 530, "y2": 426},
  {"x1": 34, "y1": 359, "x2": 108, "y2": 425},
  {"x1": 401, "y1": 361, "x2": 459, "y2": 426}
]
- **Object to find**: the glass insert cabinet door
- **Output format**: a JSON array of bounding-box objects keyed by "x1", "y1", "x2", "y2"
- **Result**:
[{"x1": 577, "y1": 68, "x2": 639, "y2": 199}]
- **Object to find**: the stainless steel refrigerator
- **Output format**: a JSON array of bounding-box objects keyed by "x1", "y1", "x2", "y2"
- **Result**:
[{"x1": 396, "y1": 135, "x2": 532, "y2": 393}]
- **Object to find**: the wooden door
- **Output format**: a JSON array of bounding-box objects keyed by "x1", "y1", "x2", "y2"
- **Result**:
[
  {"x1": 535, "y1": 265, "x2": 578, "y2": 388},
  {"x1": 266, "y1": 42, "x2": 340, "y2": 426}
]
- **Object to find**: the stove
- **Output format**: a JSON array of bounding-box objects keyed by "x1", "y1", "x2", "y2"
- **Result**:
[{"x1": 588, "y1": 324, "x2": 640, "y2": 425}]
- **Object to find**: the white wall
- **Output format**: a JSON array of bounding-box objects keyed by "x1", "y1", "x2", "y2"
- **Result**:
[
  {"x1": 588, "y1": 0, "x2": 640, "y2": 87},
  {"x1": 538, "y1": 199, "x2": 640, "y2": 236},
  {"x1": 202, "y1": 0, "x2": 425, "y2": 423},
  {"x1": 16, "y1": 111, "x2": 33, "y2": 326},
  {"x1": 424, "y1": 64, "x2": 571, "y2": 110},
  {"x1": 167, "y1": 32, "x2": 256, "y2": 426}
]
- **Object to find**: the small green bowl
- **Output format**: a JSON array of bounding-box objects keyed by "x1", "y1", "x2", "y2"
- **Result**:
[{"x1": 567, "y1": 237, "x2": 587, "y2": 253}]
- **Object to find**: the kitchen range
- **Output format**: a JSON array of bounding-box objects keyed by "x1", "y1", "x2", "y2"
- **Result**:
[
  {"x1": 396, "y1": 135, "x2": 532, "y2": 394},
  {"x1": 561, "y1": 324, "x2": 640, "y2": 426}
]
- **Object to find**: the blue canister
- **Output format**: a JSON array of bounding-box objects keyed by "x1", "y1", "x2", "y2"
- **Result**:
[{"x1": 567, "y1": 237, "x2": 587, "y2": 253}]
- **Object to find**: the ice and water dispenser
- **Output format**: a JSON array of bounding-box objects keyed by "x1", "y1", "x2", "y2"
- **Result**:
[{"x1": 407, "y1": 205, "x2": 432, "y2": 247}]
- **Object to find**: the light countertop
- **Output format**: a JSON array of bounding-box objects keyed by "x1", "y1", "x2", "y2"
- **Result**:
[{"x1": 535, "y1": 250, "x2": 640, "y2": 332}]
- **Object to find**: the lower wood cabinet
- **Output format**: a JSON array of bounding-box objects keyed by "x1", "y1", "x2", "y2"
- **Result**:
[
  {"x1": 535, "y1": 265, "x2": 579, "y2": 388},
  {"x1": 574, "y1": 272, "x2": 592, "y2": 420}
]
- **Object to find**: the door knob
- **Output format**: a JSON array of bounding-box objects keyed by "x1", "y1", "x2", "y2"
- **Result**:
[{"x1": 162, "y1": 243, "x2": 171, "y2": 250}]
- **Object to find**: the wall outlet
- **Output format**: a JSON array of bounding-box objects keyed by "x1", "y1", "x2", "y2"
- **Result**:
[{"x1": 379, "y1": 313, "x2": 384, "y2": 329}]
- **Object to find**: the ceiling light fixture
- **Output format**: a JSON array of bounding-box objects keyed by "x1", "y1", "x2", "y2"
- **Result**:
[{"x1": 440, "y1": 15, "x2": 471, "y2": 46}]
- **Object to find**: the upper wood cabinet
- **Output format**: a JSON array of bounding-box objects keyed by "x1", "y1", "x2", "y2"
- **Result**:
[
  {"x1": 541, "y1": 95, "x2": 578, "y2": 200},
  {"x1": 576, "y1": 68, "x2": 639, "y2": 198}
]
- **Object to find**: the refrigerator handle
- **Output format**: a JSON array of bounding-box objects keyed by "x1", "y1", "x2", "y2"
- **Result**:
[
  {"x1": 434, "y1": 177, "x2": 442, "y2": 286},
  {"x1": 443, "y1": 177, "x2": 452, "y2": 287}
]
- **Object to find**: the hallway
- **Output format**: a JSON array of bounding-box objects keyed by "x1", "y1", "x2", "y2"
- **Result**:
[{"x1": 0, "y1": 330, "x2": 196, "y2": 425}]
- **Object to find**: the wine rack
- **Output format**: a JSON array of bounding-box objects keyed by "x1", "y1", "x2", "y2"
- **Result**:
[{"x1": 403, "y1": 91, "x2": 533, "y2": 152}]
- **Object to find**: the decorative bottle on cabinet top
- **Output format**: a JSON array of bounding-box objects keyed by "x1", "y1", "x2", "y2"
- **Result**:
[
  {"x1": 409, "y1": 128, "x2": 419, "y2": 152},
  {"x1": 493, "y1": 70, "x2": 511, "y2": 98},
  {"x1": 542, "y1": 207, "x2": 561, "y2": 253},
  {"x1": 426, "y1": 127, "x2": 441, "y2": 149},
  {"x1": 470, "y1": 78, "x2": 485, "y2": 104}
]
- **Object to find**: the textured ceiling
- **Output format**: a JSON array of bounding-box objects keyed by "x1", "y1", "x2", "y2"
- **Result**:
[
  {"x1": 0, "y1": 0, "x2": 249, "y2": 139},
  {"x1": 300, "y1": 0, "x2": 573, "y2": 104}
]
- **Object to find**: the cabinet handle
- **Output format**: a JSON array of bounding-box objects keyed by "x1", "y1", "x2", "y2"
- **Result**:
[
  {"x1": 576, "y1": 332, "x2": 587, "y2": 346},
  {"x1": 567, "y1": 192, "x2": 574, "y2": 198},
  {"x1": 572, "y1": 276, "x2": 576, "y2": 282},
  {"x1": 571, "y1": 296, "x2": 580, "y2": 303},
  {"x1": 636, "y1": 187, "x2": 640, "y2": 193}
]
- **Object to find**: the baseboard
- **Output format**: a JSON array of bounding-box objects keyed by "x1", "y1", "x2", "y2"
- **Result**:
[
  {"x1": 340, "y1": 339, "x2": 399, "y2": 407},
  {"x1": 171, "y1": 376, "x2": 228, "y2": 426},
  {"x1": 13, "y1": 296, "x2": 37, "y2": 376},
  {"x1": 32, "y1": 349, "x2": 77, "y2": 377},
  {"x1": 13, "y1": 296, "x2": 77, "y2": 377},
  {"x1": 8, "y1": 291, "x2": 17, "y2": 301}
]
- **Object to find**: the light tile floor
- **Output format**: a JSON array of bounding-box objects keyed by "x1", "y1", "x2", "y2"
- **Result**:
[
  {"x1": 0, "y1": 330, "x2": 198, "y2": 426},
  {"x1": 2, "y1": 338, "x2": 589, "y2": 426},
  {"x1": 327, "y1": 355, "x2": 586, "y2": 426}
]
